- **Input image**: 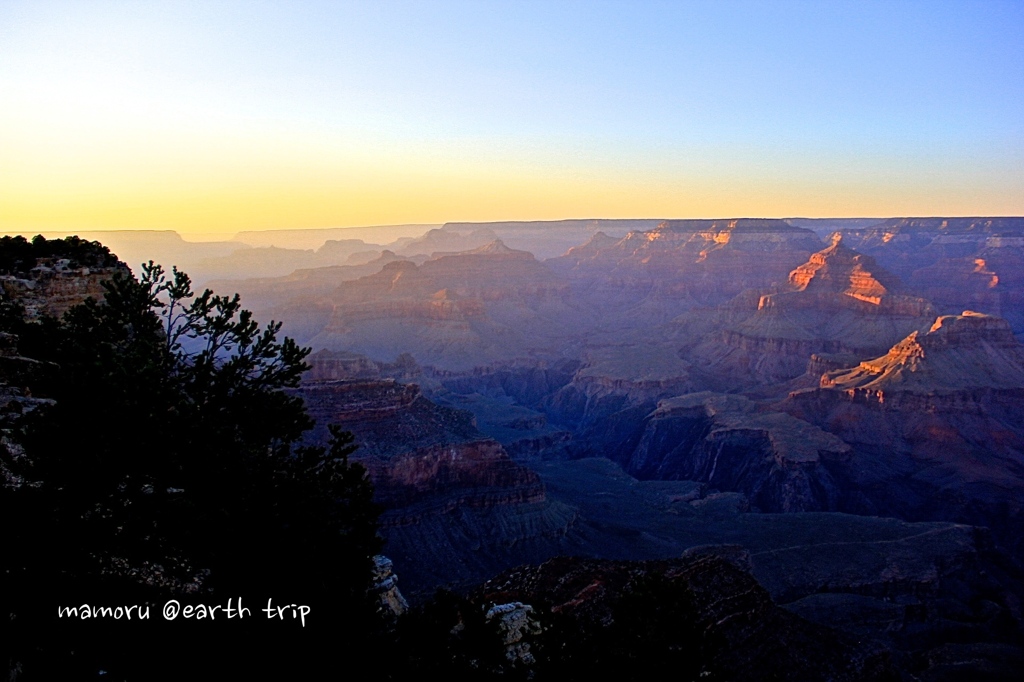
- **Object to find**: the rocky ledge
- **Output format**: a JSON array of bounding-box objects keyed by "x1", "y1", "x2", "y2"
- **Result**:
[
  {"x1": 293, "y1": 377, "x2": 577, "y2": 596},
  {"x1": 816, "y1": 311, "x2": 1024, "y2": 400},
  {"x1": 782, "y1": 312, "x2": 1024, "y2": 557},
  {"x1": 476, "y1": 551, "x2": 896, "y2": 681},
  {"x1": 694, "y1": 240, "x2": 936, "y2": 386},
  {"x1": 623, "y1": 392, "x2": 850, "y2": 512}
]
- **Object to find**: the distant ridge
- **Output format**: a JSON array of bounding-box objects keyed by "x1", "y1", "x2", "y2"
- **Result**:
[
  {"x1": 232, "y1": 224, "x2": 442, "y2": 250},
  {"x1": 440, "y1": 218, "x2": 661, "y2": 232},
  {"x1": 655, "y1": 218, "x2": 811, "y2": 233},
  {"x1": 855, "y1": 217, "x2": 1024, "y2": 234}
]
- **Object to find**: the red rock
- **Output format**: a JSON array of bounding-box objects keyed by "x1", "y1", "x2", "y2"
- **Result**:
[{"x1": 688, "y1": 239, "x2": 935, "y2": 386}]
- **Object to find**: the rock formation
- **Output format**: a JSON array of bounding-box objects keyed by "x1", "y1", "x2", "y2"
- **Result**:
[
  {"x1": 689, "y1": 239, "x2": 936, "y2": 386},
  {"x1": 437, "y1": 218, "x2": 658, "y2": 259},
  {"x1": 294, "y1": 240, "x2": 577, "y2": 370},
  {"x1": 393, "y1": 226, "x2": 500, "y2": 258},
  {"x1": 304, "y1": 348, "x2": 383, "y2": 381},
  {"x1": 837, "y1": 218, "x2": 1024, "y2": 333},
  {"x1": 785, "y1": 311, "x2": 1024, "y2": 555},
  {"x1": 9, "y1": 230, "x2": 1024, "y2": 677},
  {"x1": 623, "y1": 392, "x2": 850, "y2": 512},
  {"x1": 207, "y1": 250, "x2": 412, "y2": 316},
  {"x1": 542, "y1": 344, "x2": 694, "y2": 459},
  {"x1": 0, "y1": 236, "x2": 129, "y2": 321},
  {"x1": 293, "y1": 376, "x2": 577, "y2": 596},
  {"x1": 476, "y1": 552, "x2": 896, "y2": 681},
  {"x1": 551, "y1": 219, "x2": 824, "y2": 326},
  {"x1": 295, "y1": 379, "x2": 545, "y2": 509},
  {"x1": 371, "y1": 554, "x2": 409, "y2": 617},
  {"x1": 818, "y1": 311, "x2": 1024, "y2": 395},
  {"x1": 0, "y1": 237, "x2": 130, "y2": 487},
  {"x1": 526, "y1": 457, "x2": 1024, "y2": 680}
]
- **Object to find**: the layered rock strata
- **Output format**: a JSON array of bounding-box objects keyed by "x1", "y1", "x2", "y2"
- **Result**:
[
  {"x1": 293, "y1": 377, "x2": 577, "y2": 596},
  {"x1": 0, "y1": 254, "x2": 129, "y2": 321},
  {"x1": 295, "y1": 379, "x2": 545, "y2": 512},
  {"x1": 623, "y1": 392, "x2": 850, "y2": 512},
  {"x1": 277, "y1": 240, "x2": 578, "y2": 369},
  {"x1": 542, "y1": 344, "x2": 694, "y2": 458},
  {"x1": 837, "y1": 218, "x2": 1024, "y2": 333},
  {"x1": 693, "y1": 240, "x2": 936, "y2": 386},
  {"x1": 548, "y1": 219, "x2": 824, "y2": 329},
  {"x1": 784, "y1": 312, "x2": 1024, "y2": 554}
]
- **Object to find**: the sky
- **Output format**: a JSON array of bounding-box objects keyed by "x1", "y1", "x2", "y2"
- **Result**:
[{"x1": 1, "y1": 0, "x2": 1022, "y2": 235}]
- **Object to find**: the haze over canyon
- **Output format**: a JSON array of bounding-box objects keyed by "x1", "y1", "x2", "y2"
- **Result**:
[
  {"x1": 6, "y1": 216, "x2": 1024, "y2": 675},
  {"x1": 7, "y1": 215, "x2": 1024, "y2": 678}
]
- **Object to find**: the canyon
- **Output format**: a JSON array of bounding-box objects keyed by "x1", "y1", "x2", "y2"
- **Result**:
[{"x1": 7, "y1": 219, "x2": 1024, "y2": 679}]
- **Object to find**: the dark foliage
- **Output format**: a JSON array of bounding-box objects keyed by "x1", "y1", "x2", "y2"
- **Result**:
[
  {"x1": 385, "y1": 576, "x2": 715, "y2": 681},
  {"x1": 532, "y1": 574, "x2": 714, "y2": 681},
  {"x1": 0, "y1": 234, "x2": 119, "y2": 275},
  {"x1": 389, "y1": 590, "x2": 512, "y2": 680},
  {"x1": 1, "y1": 238, "x2": 719, "y2": 680},
  {"x1": 0, "y1": 249, "x2": 382, "y2": 680}
]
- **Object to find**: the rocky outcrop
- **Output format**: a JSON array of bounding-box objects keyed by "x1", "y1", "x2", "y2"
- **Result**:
[
  {"x1": 805, "y1": 352, "x2": 862, "y2": 377},
  {"x1": 0, "y1": 266, "x2": 121, "y2": 321},
  {"x1": 293, "y1": 377, "x2": 578, "y2": 597},
  {"x1": 787, "y1": 238, "x2": 904, "y2": 303},
  {"x1": 814, "y1": 311, "x2": 1024, "y2": 399},
  {"x1": 484, "y1": 602, "x2": 542, "y2": 665},
  {"x1": 477, "y1": 553, "x2": 896, "y2": 681},
  {"x1": 690, "y1": 240, "x2": 936, "y2": 386},
  {"x1": 837, "y1": 218, "x2": 1024, "y2": 333},
  {"x1": 623, "y1": 392, "x2": 849, "y2": 512},
  {"x1": 784, "y1": 312, "x2": 1024, "y2": 555},
  {"x1": 550, "y1": 219, "x2": 823, "y2": 325},
  {"x1": 371, "y1": 555, "x2": 409, "y2": 617}
]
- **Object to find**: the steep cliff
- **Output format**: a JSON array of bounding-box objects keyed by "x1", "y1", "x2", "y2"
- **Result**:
[
  {"x1": 623, "y1": 392, "x2": 849, "y2": 512},
  {"x1": 784, "y1": 312, "x2": 1024, "y2": 555},
  {"x1": 280, "y1": 240, "x2": 579, "y2": 370},
  {"x1": 293, "y1": 377, "x2": 578, "y2": 596},
  {"x1": 837, "y1": 218, "x2": 1024, "y2": 333},
  {"x1": 0, "y1": 235, "x2": 129, "y2": 321},
  {"x1": 541, "y1": 344, "x2": 694, "y2": 459},
  {"x1": 549, "y1": 219, "x2": 824, "y2": 328},
  {"x1": 690, "y1": 240, "x2": 936, "y2": 386}
]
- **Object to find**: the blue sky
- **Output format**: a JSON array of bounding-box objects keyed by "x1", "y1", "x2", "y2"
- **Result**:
[{"x1": 2, "y1": 0, "x2": 1022, "y2": 232}]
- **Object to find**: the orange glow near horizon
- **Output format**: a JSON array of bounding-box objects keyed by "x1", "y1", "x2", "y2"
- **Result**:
[
  {"x1": 4, "y1": 108, "x2": 1020, "y2": 236},
  {"x1": 5, "y1": 145, "x2": 1022, "y2": 237},
  {"x1": 3, "y1": 2, "x2": 1021, "y2": 237}
]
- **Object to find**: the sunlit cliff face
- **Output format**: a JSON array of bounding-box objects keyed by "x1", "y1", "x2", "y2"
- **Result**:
[{"x1": 787, "y1": 242, "x2": 895, "y2": 305}]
